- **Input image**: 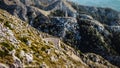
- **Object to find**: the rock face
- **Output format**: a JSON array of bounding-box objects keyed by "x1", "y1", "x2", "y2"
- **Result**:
[{"x1": 0, "y1": 0, "x2": 120, "y2": 68}]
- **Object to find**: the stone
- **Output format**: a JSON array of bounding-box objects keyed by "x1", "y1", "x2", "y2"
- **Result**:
[
  {"x1": 50, "y1": 55, "x2": 58, "y2": 62},
  {"x1": 20, "y1": 50, "x2": 25, "y2": 57},
  {"x1": 25, "y1": 53, "x2": 33, "y2": 63},
  {"x1": 40, "y1": 62, "x2": 49, "y2": 68},
  {"x1": 9, "y1": 50, "x2": 23, "y2": 68}
]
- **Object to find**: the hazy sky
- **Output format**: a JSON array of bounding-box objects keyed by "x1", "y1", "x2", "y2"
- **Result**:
[{"x1": 69, "y1": 0, "x2": 120, "y2": 11}]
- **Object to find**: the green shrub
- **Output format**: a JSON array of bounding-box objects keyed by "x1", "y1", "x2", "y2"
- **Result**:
[
  {"x1": 41, "y1": 47, "x2": 46, "y2": 51},
  {"x1": 19, "y1": 37, "x2": 28, "y2": 44},
  {"x1": 0, "y1": 42, "x2": 14, "y2": 51},
  {"x1": 4, "y1": 21, "x2": 13, "y2": 30}
]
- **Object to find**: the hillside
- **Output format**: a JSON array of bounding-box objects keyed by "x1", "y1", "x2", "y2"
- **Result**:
[
  {"x1": 0, "y1": 0, "x2": 120, "y2": 68},
  {"x1": 0, "y1": 9, "x2": 89, "y2": 68},
  {"x1": 32, "y1": 1, "x2": 120, "y2": 67}
]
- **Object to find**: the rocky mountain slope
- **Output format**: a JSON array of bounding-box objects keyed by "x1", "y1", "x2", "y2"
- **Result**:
[
  {"x1": 33, "y1": 1, "x2": 120, "y2": 67},
  {"x1": 0, "y1": 0, "x2": 120, "y2": 68},
  {"x1": 0, "y1": 8, "x2": 117, "y2": 68},
  {"x1": 0, "y1": 9, "x2": 90, "y2": 68}
]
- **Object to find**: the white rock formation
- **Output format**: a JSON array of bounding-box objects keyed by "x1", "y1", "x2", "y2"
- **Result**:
[
  {"x1": 20, "y1": 50, "x2": 25, "y2": 57},
  {"x1": 25, "y1": 53, "x2": 33, "y2": 63},
  {"x1": 9, "y1": 49, "x2": 22, "y2": 68}
]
